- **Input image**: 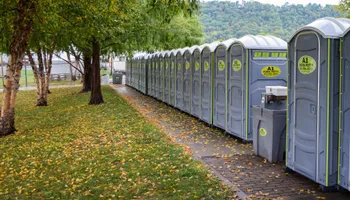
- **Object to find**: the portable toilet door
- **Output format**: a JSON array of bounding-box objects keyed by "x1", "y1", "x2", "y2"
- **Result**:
[
  {"x1": 125, "y1": 58, "x2": 129, "y2": 86},
  {"x1": 170, "y1": 50, "x2": 177, "y2": 107},
  {"x1": 214, "y1": 39, "x2": 236, "y2": 130},
  {"x1": 154, "y1": 53, "x2": 160, "y2": 99},
  {"x1": 151, "y1": 54, "x2": 156, "y2": 98},
  {"x1": 176, "y1": 49, "x2": 185, "y2": 110},
  {"x1": 147, "y1": 54, "x2": 152, "y2": 96},
  {"x1": 192, "y1": 45, "x2": 203, "y2": 118},
  {"x1": 287, "y1": 17, "x2": 350, "y2": 189},
  {"x1": 228, "y1": 35, "x2": 287, "y2": 141},
  {"x1": 338, "y1": 19, "x2": 350, "y2": 191},
  {"x1": 164, "y1": 51, "x2": 171, "y2": 104},
  {"x1": 159, "y1": 53, "x2": 165, "y2": 101},
  {"x1": 201, "y1": 42, "x2": 219, "y2": 125},
  {"x1": 183, "y1": 47, "x2": 193, "y2": 114}
]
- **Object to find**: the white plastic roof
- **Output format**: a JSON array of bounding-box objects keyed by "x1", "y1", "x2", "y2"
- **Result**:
[
  {"x1": 218, "y1": 38, "x2": 237, "y2": 49},
  {"x1": 234, "y1": 35, "x2": 287, "y2": 50},
  {"x1": 193, "y1": 44, "x2": 208, "y2": 53},
  {"x1": 203, "y1": 42, "x2": 220, "y2": 52},
  {"x1": 188, "y1": 45, "x2": 199, "y2": 54},
  {"x1": 290, "y1": 17, "x2": 350, "y2": 40},
  {"x1": 179, "y1": 47, "x2": 190, "y2": 55}
]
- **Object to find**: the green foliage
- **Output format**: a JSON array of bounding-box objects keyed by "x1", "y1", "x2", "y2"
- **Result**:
[
  {"x1": 338, "y1": 0, "x2": 350, "y2": 17},
  {"x1": 0, "y1": 86, "x2": 232, "y2": 199},
  {"x1": 200, "y1": 1, "x2": 344, "y2": 42}
]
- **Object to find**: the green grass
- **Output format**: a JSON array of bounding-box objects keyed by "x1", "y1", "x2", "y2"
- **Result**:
[{"x1": 0, "y1": 86, "x2": 232, "y2": 199}]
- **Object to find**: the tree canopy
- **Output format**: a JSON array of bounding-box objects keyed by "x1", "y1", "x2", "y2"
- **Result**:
[{"x1": 200, "y1": 1, "x2": 343, "y2": 43}]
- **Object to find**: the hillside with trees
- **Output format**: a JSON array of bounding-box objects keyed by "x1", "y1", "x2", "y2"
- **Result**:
[{"x1": 200, "y1": 1, "x2": 344, "y2": 43}]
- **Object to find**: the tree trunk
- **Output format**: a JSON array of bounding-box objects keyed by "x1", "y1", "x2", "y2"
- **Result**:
[
  {"x1": 0, "y1": 0, "x2": 36, "y2": 137},
  {"x1": 80, "y1": 53, "x2": 92, "y2": 93},
  {"x1": 45, "y1": 43, "x2": 54, "y2": 95},
  {"x1": 36, "y1": 47, "x2": 47, "y2": 106},
  {"x1": 67, "y1": 51, "x2": 74, "y2": 84},
  {"x1": 89, "y1": 38, "x2": 104, "y2": 105}
]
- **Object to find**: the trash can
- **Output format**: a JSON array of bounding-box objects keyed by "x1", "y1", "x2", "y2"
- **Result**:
[
  {"x1": 102, "y1": 74, "x2": 109, "y2": 85},
  {"x1": 252, "y1": 88, "x2": 287, "y2": 163},
  {"x1": 113, "y1": 73, "x2": 122, "y2": 84}
]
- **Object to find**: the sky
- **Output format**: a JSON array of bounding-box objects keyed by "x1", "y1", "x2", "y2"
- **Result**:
[{"x1": 202, "y1": 0, "x2": 340, "y2": 6}]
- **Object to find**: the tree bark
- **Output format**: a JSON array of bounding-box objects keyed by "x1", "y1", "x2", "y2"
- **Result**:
[
  {"x1": 36, "y1": 47, "x2": 48, "y2": 106},
  {"x1": 0, "y1": 0, "x2": 36, "y2": 137},
  {"x1": 89, "y1": 38, "x2": 104, "y2": 105},
  {"x1": 80, "y1": 53, "x2": 92, "y2": 93}
]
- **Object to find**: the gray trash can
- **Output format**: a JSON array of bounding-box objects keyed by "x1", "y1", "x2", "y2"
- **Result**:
[
  {"x1": 113, "y1": 73, "x2": 123, "y2": 84},
  {"x1": 252, "y1": 93, "x2": 286, "y2": 163}
]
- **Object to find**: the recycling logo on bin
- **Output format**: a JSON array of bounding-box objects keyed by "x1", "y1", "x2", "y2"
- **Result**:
[
  {"x1": 218, "y1": 60, "x2": 225, "y2": 71},
  {"x1": 204, "y1": 61, "x2": 209, "y2": 71},
  {"x1": 259, "y1": 128, "x2": 267, "y2": 137},
  {"x1": 298, "y1": 55, "x2": 316, "y2": 75},
  {"x1": 261, "y1": 66, "x2": 281, "y2": 77},
  {"x1": 232, "y1": 59, "x2": 242, "y2": 71}
]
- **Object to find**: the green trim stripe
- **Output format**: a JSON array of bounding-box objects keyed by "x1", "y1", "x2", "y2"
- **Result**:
[
  {"x1": 338, "y1": 39, "x2": 343, "y2": 184},
  {"x1": 326, "y1": 39, "x2": 331, "y2": 186},
  {"x1": 245, "y1": 49, "x2": 249, "y2": 140}
]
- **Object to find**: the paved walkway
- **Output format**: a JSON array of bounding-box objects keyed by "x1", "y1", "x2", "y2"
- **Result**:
[{"x1": 112, "y1": 84, "x2": 350, "y2": 199}]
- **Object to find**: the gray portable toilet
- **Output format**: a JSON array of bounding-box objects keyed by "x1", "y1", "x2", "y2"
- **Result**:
[
  {"x1": 170, "y1": 49, "x2": 178, "y2": 107},
  {"x1": 164, "y1": 51, "x2": 171, "y2": 104},
  {"x1": 176, "y1": 48, "x2": 188, "y2": 111},
  {"x1": 227, "y1": 35, "x2": 287, "y2": 141},
  {"x1": 154, "y1": 52, "x2": 160, "y2": 99},
  {"x1": 201, "y1": 42, "x2": 219, "y2": 125},
  {"x1": 149, "y1": 53, "x2": 155, "y2": 97},
  {"x1": 287, "y1": 17, "x2": 350, "y2": 190},
  {"x1": 158, "y1": 52, "x2": 165, "y2": 101},
  {"x1": 192, "y1": 45, "x2": 206, "y2": 118},
  {"x1": 214, "y1": 39, "x2": 236, "y2": 130},
  {"x1": 147, "y1": 54, "x2": 153, "y2": 96},
  {"x1": 183, "y1": 46, "x2": 196, "y2": 114},
  {"x1": 125, "y1": 58, "x2": 130, "y2": 86},
  {"x1": 337, "y1": 19, "x2": 350, "y2": 191}
]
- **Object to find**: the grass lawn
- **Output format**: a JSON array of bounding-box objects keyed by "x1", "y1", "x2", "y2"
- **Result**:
[{"x1": 0, "y1": 86, "x2": 232, "y2": 199}]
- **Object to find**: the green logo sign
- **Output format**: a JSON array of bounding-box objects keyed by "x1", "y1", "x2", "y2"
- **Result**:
[
  {"x1": 218, "y1": 60, "x2": 225, "y2": 71},
  {"x1": 298, "y1": 55, "x2": 316, "y2": 75},
  {"x1": 259, "y1": 128, "x2": 267, "y2": 137},
  {"x1": 195, "y1": 62, "x2": 200, "y2": 71},
  {"x1": 232, "y1": 59, "x2": 242, "y2": 71},
  {"x1": 185, "y1": 61, "x2": 190, "y2": 70},
  {"x1": 204, "y1": 61, "x2": 209, "y2": 71},
  {"x1": 261, "y1": 66, "x2": 281, "y2": 77},
  {"x1": 178, "y1": 63, "x2": 182, "y2": 71}
]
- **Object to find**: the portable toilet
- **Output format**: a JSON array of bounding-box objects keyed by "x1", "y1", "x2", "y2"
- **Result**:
[
  {"x1": 170, "y1": 49, "x2": 178, "y2": 107},
  {"x1": 176, "y1": 48, "x2": 188, "y2": 111},
  {"x1": 125, "y1": 58, "x2": 130, "y2": 86},
  {"x1": 153, "y1": 52, "x2": 160, "y2": 99},
  {"x1": 147, "y1": 54, "x2": 153, "y2": 96},
  {"x1": 201, "y1": 42, "x2": 219, "y2": 125},
  {"x1": 214, "y1": 39, "x2": 236, "y2": 130},
  {"x1": 143, "y1": 54, "x2": 149, "y2": 95},
  {"x1": 287, "y1": 17, "x2": 350, "y2": 190},
  {"x1": 227, "y1": 35, "x2": 287, "y2": 141},
  {"x1": 182, "y1": 46, "x2": 197, "y2": 114},
  {"x1": 164, "y1": 51, "x2": 171, "y2": 104},
  {"x1": 158, "y1": 52, "x2": 165, "y2": 101},
  {"x1": 192, "y1": 44, "x2": 206, "y2": 118},
  {"x1": 337, "y1": 19, "x2": 350, "y2": 191}
]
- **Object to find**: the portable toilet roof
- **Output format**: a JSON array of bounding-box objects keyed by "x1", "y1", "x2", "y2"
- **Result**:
[
  {"x1": 235, "y1": 35, "x2": 287, "y2": 50},
  {"x1": 165, "y1": 50, "x2": 172, "y2": 57},
  {"x1": 218, "y1": 38, "x2": 237, "y2": 50},
  {"x1": 289, "y1": 17, "x2": 350, "y2": 40},
  {"x1": 170, "y1": 49, "x2": 179, "y2": 56},
  {"x1": 203, "y1": 42, "x2": 220, "y2": 52},
  {"x1": 179, "y1": 47, "x2": 190, "y2": 55},
  {"x1": 189, "y1": 45, "x2": 199, "y2": 54}
]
